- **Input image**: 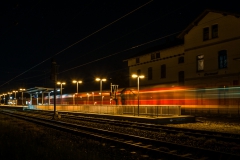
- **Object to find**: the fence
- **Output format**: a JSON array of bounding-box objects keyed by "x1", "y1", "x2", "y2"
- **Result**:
[
  {"x1": 28, "y1": 105, "x2": 181, "y2": 117},
  {"x1": 181, "y1": 107, "x2": 240, "y2": 116}
]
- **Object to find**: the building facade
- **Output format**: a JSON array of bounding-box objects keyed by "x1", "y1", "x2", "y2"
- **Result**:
[{"x1": 126, "y1": 10, "x2": 240, "y2": 89}]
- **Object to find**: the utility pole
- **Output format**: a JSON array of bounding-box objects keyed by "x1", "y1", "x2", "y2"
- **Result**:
[{"x1": 51, "y1": 59, "x2": 58, "y2": 119}]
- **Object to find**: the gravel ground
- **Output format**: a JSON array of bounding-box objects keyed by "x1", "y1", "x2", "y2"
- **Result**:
[
  {"x1": 59, "y1": 115, "x2": 240, "y2": 156},
  {"x1": 1, "y1": 112, "x2": 240, "y2": 160},
  {"x1": 167, "y1": 116, "x2": 240, "y2": 134},
  {"x1": 0, "y1": 113, "x2": 155, "y2": 160}
]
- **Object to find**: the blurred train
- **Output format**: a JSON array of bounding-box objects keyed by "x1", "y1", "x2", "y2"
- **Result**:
[{"x1": 42, "y1": 84, "x2": 240, "y2": 115}]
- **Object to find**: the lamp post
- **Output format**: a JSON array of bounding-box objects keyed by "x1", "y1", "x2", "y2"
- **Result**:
[
  {"x1": 57, "y1": 82, "x2": 66, "y2": 104},
  {"x1": 73, "y1": 93, "x2": 75, "y2": 105},
  {"x1": 2, "y1": 94, "x2": 6, "y2": 105},
  {"x1": 19, "y1": 88, "x2": 25, "y2": 105},
  {"x1": 72, "y1": 80, "x2": 82, "y2": 104},
  {"x1": 12, "y1": 90, "x2": 18, "y2": 105},
  {"x1": 8, "y1": 92, "x2": 12, "y2": 105},
  {"x1": 132, "y1": 74, "x2": 145, "y2": 116},
  {"x1": 87, "y1": 93, "x2": 90, "y2": 104},
  {"x1": 95, "y1": 78, "x2": 106, "y2": 105},
  {"x1": 92, "y1": 92, "x2": 94, "y2": 104},
  {"x1": 102, "y1": 96, "x2": 104, "y2": 105}
]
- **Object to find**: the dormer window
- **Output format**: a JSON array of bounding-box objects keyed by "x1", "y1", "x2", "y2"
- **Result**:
[
  {"x1": 178, "y1": 57, "x2": 184, "y2": 64},
  {"x1": 212, "y1": 24, "x2": 218, "y2": 38},
  {"x1": 156, "y1": 52, "x2": 160, "y2": 59},
  {"x1": 151, "y1": 53, "x2": 155, "y2": 60},
  {"x1": 136, "y1": 57, "x2": 139, "y2": 64},
  {"x1": 203, "y1": 27, "x2": 209, "y2": 41}
]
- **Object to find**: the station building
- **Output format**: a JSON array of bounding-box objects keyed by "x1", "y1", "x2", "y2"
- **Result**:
[{"x1": 126, "y1": 9, "x2": 240, "y2": 89}]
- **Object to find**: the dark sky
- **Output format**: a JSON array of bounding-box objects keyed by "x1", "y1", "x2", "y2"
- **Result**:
[{"x1": 0, "y1": 0, "x2": 239, "y2": 93}]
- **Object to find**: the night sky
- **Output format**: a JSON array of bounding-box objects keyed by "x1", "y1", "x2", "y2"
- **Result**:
[{"x1": 0, "y1": 0, "x2": 239, "y2": 93}]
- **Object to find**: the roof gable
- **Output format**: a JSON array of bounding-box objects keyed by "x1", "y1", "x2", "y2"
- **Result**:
[{"x1": 178, "y1": 9, "x2": 240, "y2": 39}]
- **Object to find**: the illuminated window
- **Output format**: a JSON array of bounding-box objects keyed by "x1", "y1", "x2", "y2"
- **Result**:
[
  {"x1": 178, "y1": 71, "x2": 184, "y2": 85},
  {"x1": 161, "y1": 64, "x2": 166, "y2": 78},
  {"x1": 178, "y1": 57, "x2": 184, "y2": 64},
  {"x1": 151, "y1": 53, "x2": 155, "y2": 60},
  {"x1": 218, "y1": 50, "x2": 227, "y2": 69},
  {"x1": 136, "y1": 58, "x2": 139, "y2": 63},
  {"x1": 156, "y1": 52, "x2": 160, "y2": 59},
  {"x1": 212, "y1": 24, "x2": 218, "y2": 38},
  {"x1": 148, "y1": 67, "x2": 152, "y2": 80},
  {"x1": 197, "y1": 55, "x2": 204, "y2": 71},
  {"x1": 203, "y1": 27, "x2": 209, "y2": 41},
  {"x1": 137, "y1": 69, "x2": 141, "y2": 75}
]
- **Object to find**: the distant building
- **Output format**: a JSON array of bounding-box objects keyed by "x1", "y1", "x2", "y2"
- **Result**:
[{"x1": 125, "y1": 9, "x2": 240, "y2": 89}]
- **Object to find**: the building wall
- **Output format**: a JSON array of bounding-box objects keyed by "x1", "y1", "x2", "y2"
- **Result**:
[
  {"x1": 129, "y1": 45, "x2": 184, "y2": 87},
  {"x1": 184, "y1": 12, "x2": 240, "y2": 87},
  {"x1": 184, "y1": 12, "x2": 240, "y2": 50},
  {"x1": 127, "y1": 11, "x2": 240, "y2": 89}
]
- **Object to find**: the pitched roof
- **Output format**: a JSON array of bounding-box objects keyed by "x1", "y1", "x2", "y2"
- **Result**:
[{"x1": 177, "y1": 9, "x2": 240, "y2": 39}]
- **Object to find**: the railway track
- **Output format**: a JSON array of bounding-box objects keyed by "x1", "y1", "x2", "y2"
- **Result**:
[
  {"x1": 60, "y1": 113, "x2": 240, "y2": 143},
  {"x1": 1, "y1": 109, "x2": 240, "y2": 159}
]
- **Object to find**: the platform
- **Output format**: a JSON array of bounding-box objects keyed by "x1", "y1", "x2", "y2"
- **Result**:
[
  {"x1": 1, "y1": 105, "x2": 195, "y2": 124},
  {"x1": 58, "y1": 111, "x2": 195, "y2": 124},
  {"x1": 0, "y1": 105, "x2": 28, "y2": 110}
]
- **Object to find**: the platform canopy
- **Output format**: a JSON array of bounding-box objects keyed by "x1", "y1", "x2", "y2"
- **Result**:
[{"x1": 24, "y1": 87, "x2": 59, "y2": 94}]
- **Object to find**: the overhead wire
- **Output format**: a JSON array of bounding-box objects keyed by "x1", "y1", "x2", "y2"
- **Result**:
[
  {"x1": 59, "y1": 31, "x2": 182, "y2": 74},
  {"x1": 0, "y1": 0, "x2": 153, "y2": 88},
  {"x1": 62, "y1": 0, "x2": 197, "y2": 65}
]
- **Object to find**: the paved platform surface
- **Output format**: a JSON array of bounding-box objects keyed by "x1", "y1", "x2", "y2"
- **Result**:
[
  {"x1": 59, "y1": 111, "x2": 195, "y2": 124},
  {"x1": 0, "y1": 105, "x2": 195, "y2": 124},
  {"x1": 0, "y1": 105, "x2": 28, "y2": 110}
]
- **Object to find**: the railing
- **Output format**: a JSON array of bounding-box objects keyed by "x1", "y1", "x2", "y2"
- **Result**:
[
  {"x1": 29, "y1": 105, "x2": 181, "y2": 117},
  {"x1": 181, "y1": 107, "x2": 240, "y2": 116}
]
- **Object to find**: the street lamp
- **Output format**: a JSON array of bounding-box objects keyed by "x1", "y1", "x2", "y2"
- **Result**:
[
  {"x1": 19, "y1": 88, "x2": 25, "y2": 105},
  {"x1": 1, "y1": 94, "x2": 6, "y2": 105},
  {"x1": 96, "y1": 78, "x2": 106, "y2": 105},
  {"x1": 87, "y1": 93, "x2": 90, "y2": 104},
  {"x1": 8, "y1": 92, "x2": 12, "y2": 105},
  {"x1": 132, "y1": 74, "x2": 145, "y2": 116},
  {"x1": 72, "y1": 80, "x2": 82, "y2": 104},
  {"x1": 92, "y1": 92, "x2": 94, "y2": 104},
  {"x1": 57, "y1": 82, "x2": 66, "y2": 104},
  {"x1": 12, "y1": 90, "x2": 18, "y2": 105}
]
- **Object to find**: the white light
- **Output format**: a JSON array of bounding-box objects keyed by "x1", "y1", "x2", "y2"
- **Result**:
[{"x1": 132, "y1": 74, "x2": 137, "y2": 78}]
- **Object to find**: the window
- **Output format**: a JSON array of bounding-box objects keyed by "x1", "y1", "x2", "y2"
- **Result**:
[
  {"x1": 136, "y1": 58, "x2": 139, "y2": 63},
  {"x1": 212, "y1": 24, "x2": 218, "y2": 38},
  {"x1": 156, "y1": 52, "x2": 160, "y2": 59},
  {"x1": 233, "y1": 80, "x2": 239, "y2": 85},
  {"x1": 218, "y1": 50, "x2": 227, "y2": 69},
  {"x1": 151, "y1": 53, "x2": 155, "y2": 60},
  {"x1": 203, "y1": 27, "x2": 209, "y2": 41},
  {"x1": 178, "y1": 57, "x2": 184, "y2": 64},
  {"x1": 161, "y1": 64, "x2": 166, "y2": 78},
  {"x1": 148, "y1": 67, "x2": 152, "y2": 80},
  {"x1": 137, "y1": 69, "x2": 141, "y2": 75},
  {"x1": 197, "y1": 55, "x2": 204, "y2": 71},
  {"x1": 178, "y1": 71, "x2": 184, "y2": 85}
]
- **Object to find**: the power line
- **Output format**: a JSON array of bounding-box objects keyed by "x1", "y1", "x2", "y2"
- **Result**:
[
  {"x1": 62, "y1": 0, "x2": 196, "y2": 66},
  {"x1": 59, "y1": 31, "x2": 181, "y2": 74},
  {"x1": 0, "y1": 0, "x2": 153, "y2": 88}
]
